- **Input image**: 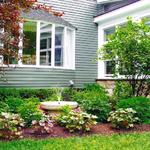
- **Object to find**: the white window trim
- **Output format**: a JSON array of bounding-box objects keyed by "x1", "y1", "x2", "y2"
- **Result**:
[
  {"x1": 2, "y1": 19, "x2": 76, "y2": 70},
  {"x1": 97, "y1": 0, "x2": 150, "y2": 79}
]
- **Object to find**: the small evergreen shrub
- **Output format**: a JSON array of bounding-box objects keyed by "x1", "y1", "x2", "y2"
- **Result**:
[
  {"x1": 116, "y1": 97, "x2": 150, "y2": 124},
  {"x1": 108, "y1": 108, "x2": 139, "y2": 129}
]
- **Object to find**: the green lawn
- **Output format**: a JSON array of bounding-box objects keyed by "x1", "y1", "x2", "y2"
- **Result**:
[{"x1": 0, "y1": 133, "x2": 150, "y2": 150}]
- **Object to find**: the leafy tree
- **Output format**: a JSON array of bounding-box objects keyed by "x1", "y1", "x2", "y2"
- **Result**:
[{"x1": 99, "y1": 17, "x2": 150, "y2": 96}]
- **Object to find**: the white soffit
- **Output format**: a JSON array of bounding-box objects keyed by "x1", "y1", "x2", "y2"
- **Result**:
[
  {"x1": 97, "y1": 0, "x2": 123, "y2": 4},
  {"x1": 94, "y1": 0, "x2": 150, "y2": 23}
]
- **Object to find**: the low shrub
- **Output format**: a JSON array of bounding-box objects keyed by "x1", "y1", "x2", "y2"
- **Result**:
[
  {"x1": 116, "y1": 97, "x2": 150, "y2": 124},
  {"x1": 73, "y1": 84, "x2": 110, "y2": 122},
  {"x1": 0, "y1": 112, "x2": 24, "y2": 139},
  {"x1": 0, "y1": 102, "x2": 9, "y2": 113},
  {"x1": 108, "y1": 108, "x2": 139, "y2": 129},
  {"x1": 0, "y1": 88, "x2": 55, "y2": 101},
  {"x1": 0, "y1": 89, "x2": 20, "y2": 101},
  {"x1": 5, "y1": 97, "x2": 23, "y2": 113},
  {"x1": 18, "y1": 98, "x2": 43, "y2": 127},
  {"x1": 62, "y1": 88, "x2": 76, "y2": 101},
  {"x1": 84, "y1": 83, "x2": 107, "y2": 93},
  {"x1": 57, "y1": 109, "x2": 97, "y2": 132}
]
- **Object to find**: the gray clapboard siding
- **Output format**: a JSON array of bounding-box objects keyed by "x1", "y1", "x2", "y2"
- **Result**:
[{"x1": 0, "y1": 0, "x2": 98, "y2": 88}]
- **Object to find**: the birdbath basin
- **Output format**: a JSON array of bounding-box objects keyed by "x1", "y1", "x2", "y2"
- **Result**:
[{"x1": 40, "y1": 101, "x2": 78, "y2": 110}]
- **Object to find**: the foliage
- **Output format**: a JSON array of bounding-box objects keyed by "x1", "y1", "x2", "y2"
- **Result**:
[
  {"x1": 57, "y1": 109, "x2": 97, "y2": 132},
  {"x1": 73, "y1": 84, "x2": 110, "y2": 122},
  {"x1": 108, "y1": 108, "x2": 139, "y2": 129},
  {"x1": 18, "y1": 89, "x2": 54, "y2": 100},
  {"x1": 99, "y1": 17, "x2": 150, "y2": 96},
  {"x1": 60, "y1": 105, "x2": 72, "y2": 115},
  {"x1": 116, "y1": 97, "x2": 150, "y2": 124},
  {"x1": 31, "y1": 114, "x2": 54, "y2": 134},
  {"x1": 111, "y1": 81, "x2": 133, "y2": 108},
  {"x1": 0, "y1": 101, "x2": 9, "y2": 113},
  {"x1": 62, "y1": 88, "x2": 76, "y2": 101},
  {"x1": 84, "y1": 83, "x2": 107, "y2": 93},
  {"x1": 0, "y1": 112, "x2": 24, "y2": 139},
  {"x1": 0, "y1": 88, "x2": 55, "y2": 101},
  {"x1": 0, "y1": 88, "x2": 20, "y2": 101},
  {"x1": 5, "y1": 97, "x2": 23, "y2": 113},
  {"x1": 18, "y1": 98, "x2": 43, "y2": 126},
  {"x1": 0, "y1": 0, "x2": 35, "y2": 70}
]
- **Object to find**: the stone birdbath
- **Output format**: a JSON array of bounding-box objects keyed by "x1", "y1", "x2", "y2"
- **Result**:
[{"x1": 40, "y1": 88, "x2": 78, "y2": 115}]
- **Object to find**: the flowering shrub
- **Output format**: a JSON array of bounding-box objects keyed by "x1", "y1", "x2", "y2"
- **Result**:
[
  {"x1": 0, "y1": 112, "x2": 24, "y2": 139},
  {"x1": 108, "y1": 108, "x2": 139, "y2": 129},
  {"x1": 31, "y1": 114, "x2": 54, "y2": 134},
  {"x1": 57, "y1": 109, "x2": 97, "y2": 132}
]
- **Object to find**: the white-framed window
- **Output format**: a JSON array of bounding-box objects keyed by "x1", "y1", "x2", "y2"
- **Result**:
[
  {"x1": 2, "y1": 20, "x2": 75, "y2": 69},
  {"x1": 103, "y1": 27, "x2": 116, "y2": 76}
]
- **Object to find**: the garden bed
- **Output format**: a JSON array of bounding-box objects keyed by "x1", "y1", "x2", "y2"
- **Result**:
[{"x1": 1, "y1": 123, "x2": 149, "y2": 141}]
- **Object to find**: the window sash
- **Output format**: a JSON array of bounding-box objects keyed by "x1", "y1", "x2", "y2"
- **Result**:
[{"x1": 17, "y1": 20, "x2": 75, "y2": 69}]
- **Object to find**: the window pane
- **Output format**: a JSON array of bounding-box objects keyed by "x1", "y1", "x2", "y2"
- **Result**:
[
  {"x1": 40, "y1": 23, "x2": 52, "y2": 66},
  {"x1": 55, "y1": 26, "x2": 64, "y2": 66},
  {"x1": 104, "y1": 27, "x2": 115, "y2": 41},
  {"x1": 40, "y1": 39, "x2": 47, "y2": 49},
  {"x1": 23, "y1": 21, "x2": 36, "y2": 65},
  {"x1": 105, "y1": 61, "x2": 115, "y2": 74}
]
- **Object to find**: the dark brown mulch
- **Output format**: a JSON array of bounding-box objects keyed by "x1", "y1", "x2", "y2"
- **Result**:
[
  {"x1": 22, "y1": 123, "x2": 150, "y2": 139},
  {"x1": 1, "y1": 124, "x2": 150, "y2": 141}
]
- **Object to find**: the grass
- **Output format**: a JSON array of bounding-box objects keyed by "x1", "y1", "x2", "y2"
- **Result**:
[{"x1": 0, "y1": 132, "x2": 150, "y2": 150}]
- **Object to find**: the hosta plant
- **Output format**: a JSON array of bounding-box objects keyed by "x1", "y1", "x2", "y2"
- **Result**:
[
  {"x1": 108, "y1": 108, "x2": 139, "y2": 129},
  {"x1": 57, "y1": 109, "x2": 97, "y2": 132},
  {"x1": 0, "y1": 112, "x2": 25, "y2": 139},
  {"x1": 31, "y1": 114, "x2": 54, "y2": 134}
]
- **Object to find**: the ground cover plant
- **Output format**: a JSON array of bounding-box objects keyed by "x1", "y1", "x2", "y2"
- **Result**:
[{"x1": 0, "y1": 133, "x2": 150, "y2": 150}]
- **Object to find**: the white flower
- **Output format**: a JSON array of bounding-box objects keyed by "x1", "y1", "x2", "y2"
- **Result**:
[{"x1": 32, "y1": 120, "x2": 37, "y2": 125}]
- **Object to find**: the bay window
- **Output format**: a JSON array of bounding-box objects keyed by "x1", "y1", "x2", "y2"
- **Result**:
[{"x1": 13, "y1": 20, "x2": 75, "y2": 69}]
